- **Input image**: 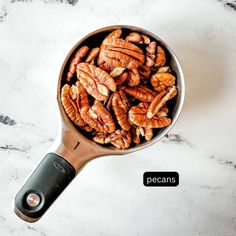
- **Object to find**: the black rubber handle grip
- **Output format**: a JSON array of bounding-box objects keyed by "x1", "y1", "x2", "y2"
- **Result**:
[{"x1": 15, "y1": 153, "x2": 76, "y2": 221}]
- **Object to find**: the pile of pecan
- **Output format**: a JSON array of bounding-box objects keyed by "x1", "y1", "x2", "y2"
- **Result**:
[{"x1": 61, "y1": 29, "x2": 177, "y2": 149}]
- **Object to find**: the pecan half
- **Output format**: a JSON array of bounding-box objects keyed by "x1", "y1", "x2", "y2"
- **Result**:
[
  {"x1": 151, "y1": 72, "x2": 176, "y2": 92},
  {"x1": 67, "y1": 46, "x2": 89, "y2": 81},
  {"x1": 138, "y1": 127, "x2": 153, "y2": 141},
  {"x1": 156, "y1": 105, "x2": 169, "y2": 117},
  {"x1": 103, "y1": 93, "x2": 113, "y2": 111},
  {"x1": 158, "y1": 66, "x2": 171, "y2": 73},
  {"x1": 155, "y1": 46, "x2": 166, "y2": 67},
  {"x1": 98, "y1": 38, "x2": 145, "y2": 69},
  {"x1": 110, "y1": 67, "x2": 126, "y2": 78},
  {"x1": 97, "y1": 30, "x2": 123, "y2": 67},
  {"x1": 93, "y1": 132, "x2": 107, "y2": 144},
  {"x1": 82, "y1": 124, "x2": 93, "y2": 132},
  {"x1": 115, "y1": 71, "x2": 128, "y2": 86},
  {"x1": 105, "y1": 129, "x2": 131, "y2": 149},
  {"x1": 81, "y1": 101, "x2": 116, "y2": 133},
  {"x1": 61, "y1": 82, "x2": 89, "y2": 127},
  {"x1": 146, "y1": 41, "x2": 156, "y2": 67},
  {"x1": 112, "y1": 91, "x2": 130, "y2": 130},
  {"x1": 147, "y1": 86, "x2": 177, "y2": 118},
  {"x1": 77, "y1": 62, "x2": 116, "y2": 101},
  {"x1": 146, "y1": 41, "x2": 156, "y2": 55},
  {"x1": 125, "y1": 32, "x2": 142, "y2": 43},
  {"x1": 99, "y1": 63, "x2": 113, "y2": 72},
  {"x1": 131, "y1": 126, "x2": 153, "y2": 143},
  {"x1": 143, "y1": 128, "x2": 153, "y2": 141},
  {"x1": 129, "y1": 102, "x2": 171, "y2": 128},
  {"x1": 126, "y1": 69, "x2": 140, "y2": 87},
  {"x1": 138, "y1": 64, "x2": 151, "y2": 79},
  {"x1": 123, "y1": 85, "x2": 157, "y2": 102},
  {"x1": 105, "y1": 29, "x2": 122, "y2": 39},
  {"x1": 85, "y1": 47, "x2": 100, "y2": 64},
  {"x1": 131, "y1": 126, "x2": 141, "y2": 144},
  {"x1": 141, "y1": 35, "x2": 151, "y2": 44},
  {"x1": 160, "y1": 106, "x2": 169, "y2": 114}
]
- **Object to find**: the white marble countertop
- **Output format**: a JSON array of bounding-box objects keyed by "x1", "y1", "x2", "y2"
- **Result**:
[{"x1": 0, "y1": 0, "x2": 236, "y2": 235}]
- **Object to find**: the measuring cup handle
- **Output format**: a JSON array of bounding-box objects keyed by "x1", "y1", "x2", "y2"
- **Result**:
[{"x1": 14, "y1": 153, "x2": 76, "y2": 222}]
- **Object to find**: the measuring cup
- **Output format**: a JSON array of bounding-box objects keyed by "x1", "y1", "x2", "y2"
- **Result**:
[{"x1": 14, "y1": 25, "x2": 185, "y2": 223}]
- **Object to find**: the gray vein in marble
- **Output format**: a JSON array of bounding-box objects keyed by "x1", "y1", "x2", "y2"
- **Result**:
[
  {"x1": 200, "y1": 185, "x2": 223, "y2": 190},
  {"x1": 10, "y1": 0, "x2": 79, "y2": 5},
  {"x1": 163, "y1": 134, "x2": 236, "y2": 171},
  {"x1": 218, "y1": 0, "x2": 236, "y2": 11},
  {"x1": 0, "y1": 216, "x2": 6, "y2": 222},
  {"x1": 0, "y1": 137, "x2": 53, "y2": 156},
  {"x1": 27, "y1": 225, "x2": 47, "y2": 236},
  {"x1": 226, "y1": 1, "x2": 236, "y2": 10},
  {"x1": 0, "y1": 144, "x2": 28, "y2": 152},
  {"x1": 210, "y1": 155, "x2": 236, "y2": 169},
  {"x1": 18, "y1": 122, "x2": 48, "y2": 137},
  {"x1": 0, "y1": 114, "x2": 16, "y2": 126},
  {"x1": 8, "y1": 172, "x2": 19, "y2": 181},
  {"x1": 10, "y1": 0, "x2": 32, "y2": 2},
  {"x1": 163, "y1": 133, "x2": 193, "y2": 147},
  {"x1": 163, "y1": 133, "x2": 236, "y2": 171},
  {"x1": 0, "y1": 7, "x2": 7, "y2": 22}
]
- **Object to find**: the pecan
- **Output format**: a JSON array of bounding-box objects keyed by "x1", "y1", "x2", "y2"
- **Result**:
[
  {"x1": 105, "y1": 129, "x2": 131, "y2": 149},
  {"x1": 105, "y1": 29, "x2": 122, "y2": 39},
  {"x1": 77, "y1": 62, "x2": 116, "y2": 101},
  {"x1": 146, "y1": 41, "x2": 156, "y2": 67},
  {"x1": 99, "y1": 63, "x2": 113, "y2": 72},
  {"x1": 82, "y1": 124, "x2": 93, "y2": 132},
  {"x1": 155, "y1": 46, "x2": 166, "y2": 67},
  {"x1": 158, "y1": 66, "x2": 171, "y2": 73},
  {"x1": 156, "y1": 110, "x2": 167, "y2": 117},
  {"x1": 129, "y1": 102, "x2": 171, "y2": 128},
  {"x1": 81, "y1": 101, "x2": 116, "y2": 133},
  {"x1": 143, "y1": 128, "x2": 153, "y2": 141},
  {"x1": 138, "y1": 64, "x2": 151, "y2": 79},
  {"x1": 61, "y1": 82, "x2": 89, "y2": 127},
  {"x1": 151, "y1": 72, "x2": 176, "y2": 92},
  {"x1": 155, "y1": 106, "x2": 169, "y2": 117},
  {"x1": 103, "y1": 93, "x2": 113, "y2": 111},
  {"x1": 93, "y1": 129, "x2": 131, "y2": 149},
  {"x1": 146, "y1": 91, "x2": 167, "y2": 118},
  {"x1": 160, "y1": 106, "x2": 169, "y2": 114},
  {"x1": 131, "y1": 126, "x2": 153, "y2": 143},
  {"x1": 146, "y1": 41, "x2": 156, "y2": 55},
  {"x1": 93, "y1": 132, "x2": 107, "y2": 144},
  {"x1": 110, "y1": 67, "x2": 126, "y2": 77},
  {"x1": 131, "y1": 126, "x2": 141, "y2": 144},
  {"x1": 125, "y1": 32, "x2": 142, "y2": 43},
  {"x1": 147, "y1": 86, "x2": 177, "y2": 118},
  {"x1": 98, "y1": 38, "x2": 145, "y2": 69},
  {"x1": 85, "y1": 47, "x2": 100, "y2": 64},
  {"x1": 126, "y1": 69, "x2": 140, "y2": 87},
  {"x1": 139, "y1": 127, "x2": 153, "y2": 141},
  {"x1": 146, "y1": 56, "x2": 155, "y2": 67},
  {"x1": 115, "y1": 71, "x2": 128, "y2": 86},
  {"x1": 97, "y1": 29, "x2": 122, "y2": 67},
  {"x1": 112, "y1": 91, "x2": 130, "y2": 130},
  {"x1": 141, "y1": 35, "x2": 151, "y2": 44},
  {"x1": 66, "y1": 46, "x2": 89, "y2": 81},
  {"x1": 123, "y1": 85, "x2": 157, "y2": 102}
]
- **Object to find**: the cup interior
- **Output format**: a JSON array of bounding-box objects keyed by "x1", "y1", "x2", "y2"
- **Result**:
[{"x1": 57, "y1": 25, "x2": 185, "y2": 153}]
